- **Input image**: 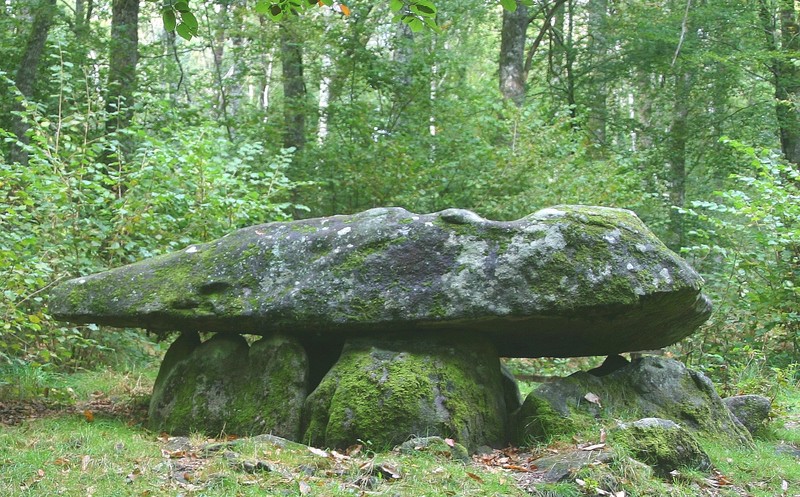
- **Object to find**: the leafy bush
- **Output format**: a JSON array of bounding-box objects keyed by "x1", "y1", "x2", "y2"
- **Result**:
[
  {"x1": 681, "y1": 139, "x2": 800, "y2": 374},
  {"x1": 1, "y1": 72, "x2": 308, "y2": 374}
]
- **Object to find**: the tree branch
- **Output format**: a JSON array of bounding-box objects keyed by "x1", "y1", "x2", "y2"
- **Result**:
[
  {"x1": 671, "y1": 0, "x2": 692, "y2": 67},
  {"x1": 524, "y1": 0, "x2": 568, "y2": 78}
]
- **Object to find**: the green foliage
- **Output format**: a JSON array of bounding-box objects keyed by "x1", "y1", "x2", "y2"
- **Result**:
[
  {"x1": 681, "y1": 139, "x2": 800, "y2": 370},
  {"x1": 0, "y1": 62, "x2": 308, "y2": 375},
  {"x1": 0, "y1": 359, "x2": 62, "y2": 401}
]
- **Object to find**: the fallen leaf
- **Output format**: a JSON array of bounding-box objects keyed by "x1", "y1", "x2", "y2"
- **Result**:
[
  {"x1": 781, "y1": 479, "x2": 788, "y2": 493},
  {"x1": 466, "y1": 472, "x2": 484, "y2": 483},
  {"x1": 712, "y1": 470, "x2": 732, "y2": 486},
  {"x1": 584, "y1": 392, "x2": 602, "y2": 408},
  {"x1": 599, "y1": 428, "x2": 607, "y2": 443},
  {"x1": 161, "y1": 449, "x2": 188, "y2": 459},
  {"x1": 444, "y1": 438, "x2": 455, "y2": 447},
  {"x1": 340, "y1": 3, "x2": 351, "y2": 15},
  {"x1": 379, "y1": 463, "x2": 402, "y2": 479},
  {"x1": 53, "y1": 457, "x2": 70, "y2": 467},
  {"x1": 346, "y1": 444, "x2": 362, "y2": 456},
  {"x1": 81, "y1": 455, "x2": 91, "y2": 472},
  {"x1": 125, "y1": 467, "x2": 141, "y2": 484},
  {"x1": 83, "y1": 410, "x2": 94, "y2": 423},
  {"x1": 308, "y1": 446, "x2": 329, "y2": 458},
  {"x1": 502, "y1": 464, "x2": 534, "y2": 472},
  {"x1": 298, "y1": 480, "x2": 312, "y2": 495},
  {"x1": 331, "y1": 450, "x2": 350, "y2": 461},
  {"x1": 581, "y1": 443, "x2": 606, "y2": 451}
]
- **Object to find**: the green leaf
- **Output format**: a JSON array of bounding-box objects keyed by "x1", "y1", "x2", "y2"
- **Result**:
[
  {"x1": 255, "y1": 0, "x2": 271, "y2": 14},
  {"x1": 389, "y1": 0, "x2": 403, "y2": 12},
  {"x1": 500, "y1": 0, "x2": 517, "y2": 12},
  {"x1": 423, "y1": 15, "x2": 440, "y2": 31},
  {"x1": 176, "y1": 23, "x2": 193, "y2": 40},
  {"x1": 407, "y1": 17, "x2": 424, "y2": 32},
  {"x1": 163, "y1": 10, "x2": 177, "y2": 32},
  {"x1": 269, "y1": 4, "x2": 284, "y2": 20},
  {"x1": 413, "y1": 0, "x2": 436, "y2": 14},
  {"x1": 181, "y1": 11, "x2": 198, "y2": 33},
  {"x1": 174, "y1": 1, "x2": 190, "y2": 12}
]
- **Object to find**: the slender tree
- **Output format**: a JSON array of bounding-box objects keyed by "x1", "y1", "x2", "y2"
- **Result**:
[
  {"x1": 761, "y1": 0, "x2": 800, "y2": 163},
  {"x1": 106, "y1": 0, "x2": 139, "y2": 136},
  {"x1": 8, "y1": 0, "x2": 57, "y2": 165},
  {"x1": 280, "y1": 18, "x2": 306, "y2": 152}
]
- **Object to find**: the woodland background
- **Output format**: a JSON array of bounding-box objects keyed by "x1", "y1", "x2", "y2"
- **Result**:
[{"x1": 1, "y1": 0, "x2": 799, "y2": 390}]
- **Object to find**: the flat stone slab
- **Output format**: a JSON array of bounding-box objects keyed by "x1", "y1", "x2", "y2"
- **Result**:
[{"x1": 48, "y1": 205, "x2": 711, "y2": 357}]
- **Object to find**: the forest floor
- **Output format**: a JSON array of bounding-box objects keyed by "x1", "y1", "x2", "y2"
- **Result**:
[{"x1": 1, "y1": 364, "x2": 799, "y2": 497}]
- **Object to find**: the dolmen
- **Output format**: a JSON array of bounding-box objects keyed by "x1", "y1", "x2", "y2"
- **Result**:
[{"x1": 49, "y1": 205, "x2": 713, "y2": 451}]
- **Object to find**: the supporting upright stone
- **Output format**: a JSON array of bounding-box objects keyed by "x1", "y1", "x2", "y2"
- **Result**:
[
  {"x1": 149, "y1": 333, "x2": 308, "y2": 438},
  {"x1": 302, "y1": 333, "x2": 514, "y2": 452}
]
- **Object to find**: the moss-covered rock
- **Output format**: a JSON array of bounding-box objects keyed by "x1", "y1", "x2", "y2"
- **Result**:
[
  {"x1": 49, "y1": 206, "x2": 711, "y2": 358},
  {"x1": 519, "y1": 357, "x2": 752, "y2": 447},
  {"x1": 302, "y1": 333, "x2": 509, "y2": 452},
  {"x1": 149, "y1": 333, "x2": 308, "y2": 437},
  {"x1": 723, "y1": 394, "x2": 771, "y2": 435},
  {"x1": 614, "y1": 417, "x2": 711, "y2": 477}
]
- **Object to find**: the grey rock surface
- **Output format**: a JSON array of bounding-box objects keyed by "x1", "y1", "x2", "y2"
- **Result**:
[
  {"x1": 521, "y1": 357, "x2": 753, "y2": 447},
  {"x1": 723, "y1": 394, "x2": 771, "y2": 435},
  {"x1": 149, "y1": 333, "x2": 308, "y2": 437},
  {"x1": 49, "y1": 205, "x2": 711, "y2": 357}
]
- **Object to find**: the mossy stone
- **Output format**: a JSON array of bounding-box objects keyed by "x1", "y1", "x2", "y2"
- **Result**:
[
  {"x1": 614, "y1": 417, "x2": 711, "y2": 477},
  {"x1": 722, "y1": 394, "x2": 771, "y2": 435},
  {"x1": 149, "y1": 333, "x2": 308, "y2": 438},
  {"x1": 302, "y1": 332, "x2": 508, "y2": 452},
  {"x1": 50, "y1": 205, "x2": 711, "y2": 358},
  {"x1": 517, "y1": 357, "x2": 753, "y2": 448},
  {"x1": 152, "y1": 330, "x2": 201, "y2": 394}
]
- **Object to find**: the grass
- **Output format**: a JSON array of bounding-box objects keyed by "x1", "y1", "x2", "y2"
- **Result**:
[
  {"x1": 0, "y1": 360, "x2": 799, "y2": 496},
  {"x1": 0, "y1": 411, "x2": 527, "y2": 496}
]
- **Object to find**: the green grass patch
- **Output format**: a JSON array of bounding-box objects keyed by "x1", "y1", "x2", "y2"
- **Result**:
[{"x1": 1, "y1": 362, "x2": 799, "y2": 496}]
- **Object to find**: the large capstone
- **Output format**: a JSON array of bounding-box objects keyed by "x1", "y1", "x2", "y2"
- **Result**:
[
  {"x1": 301, "y1": 333, "x2": 511, "y2": 452},
  {"x1": 48, "y1": 206, "x2": 711, "y2": 357},
  {"x1": 149, "y1": 332, "x2": 308, "y2": 437}
]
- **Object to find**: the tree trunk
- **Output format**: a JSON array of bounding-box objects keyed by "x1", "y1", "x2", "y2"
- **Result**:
[
  {"x1": 8, "y1": 0, "x2": 56, "y2": 165},
  {"x1": 776, "y1": 1, "x2": 800, "y2": 163},
  {"x1": 106, "y1": 0, "x2": 139, "y2": 136},
  {"x1": 586, "y1": 0, "x2": 608, "y2": 148},
  {"x1": 280, "y1": 19, "x2": 306, "y2": 152},
  {"x1": 317, "y1": 52, "x2": 332, "y2": 145},
  {"x1": 499, "y1": 0, "x2": 528, "y2": 106},
  {"x1": 667, "y1": 72, "x2": 692, "y2": 250},
  {"x1": 759, "y1": 0, "x2": 800, "y2": 163}
]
